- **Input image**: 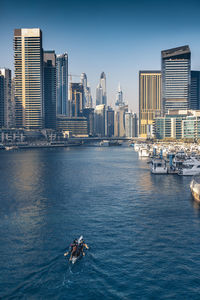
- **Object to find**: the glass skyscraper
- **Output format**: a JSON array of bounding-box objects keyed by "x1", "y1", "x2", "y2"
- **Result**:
[
  {"x1": 190, "y1": 71, "x2": 200, "y2": 110},
  {"x1": 161, "y1": 45, "x2": 191, "y2": 113},
  {"x1": 56, "y1": 53, "x2": 68, "y2": 116}
]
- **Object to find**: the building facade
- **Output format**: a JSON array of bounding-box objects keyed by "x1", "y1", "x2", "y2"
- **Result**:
[
  {"x1": 57, "y1": 115, "x2": 88, "y2": 137},
  {"x1": 139, "y1": 71, "x2": 161, "y2": 138},
  {"x1": 161, "y1": 45, "x2": 191, "y2": 113},
  {"x1": 43, "y1": 51, "x2": 56, "y2": 129},
  {"x1": 95, "y1": 104, "x2": 106, "y2": 136},
  {"x1": 125, "y1": 112, "x2": 138, "y2": 138},
  {"x1": 190, "y1": 71, "x2": 200, "y2": 110},
  {"x1": 56, "y1": 53, "x2": 68, "y2": 116},
  {"x1": 0, "y1": 69, "x2": 12, "y2": 128},
  {"x1": 69, "y1": 83, "x2": 84, "y2": 117},
  {"x1": 14, "y1": 28, "x2": 43, "y2": 130}
]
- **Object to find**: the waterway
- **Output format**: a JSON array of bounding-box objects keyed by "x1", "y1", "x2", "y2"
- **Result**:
[{"x1": 0, "y1": 147, "x2": 200, "y2": 299}]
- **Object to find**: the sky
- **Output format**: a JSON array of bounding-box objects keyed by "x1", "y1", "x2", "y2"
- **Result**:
[{"x1": 1, "y1": 0, "x2": 200, "y2": 113}]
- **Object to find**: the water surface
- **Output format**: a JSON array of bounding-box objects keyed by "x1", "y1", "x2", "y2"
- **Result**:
[{"x1": 0, "y1": 147, "x2": 199, "y2": 299}]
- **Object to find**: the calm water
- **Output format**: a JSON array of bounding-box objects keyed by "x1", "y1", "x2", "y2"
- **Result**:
[{"x1": 0, "y1": 147, "x2": 200, "y2": 299}]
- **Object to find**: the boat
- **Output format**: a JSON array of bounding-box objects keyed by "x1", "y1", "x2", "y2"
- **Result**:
[
  {"x1": 66, "y1": 236, "x2": 89, "y2": 264},
  {"x1": 99, "y1": 140, "x2": 109, "y2": 147},
  {"x1": 151, "y1": 158, "x2": 168, "y2": 174},
  {"x1": 138, "y1": 147, "x2": 149, "y2": 157},
  {"x1": 109, "y1": 141, "x2": 122, "y2": 146},
  {"x1": 190, "y1": 177, "x2": 200, "y2": 203},
  {"x1": 178, "y1": 157, "x2": 200, "y2": 176}
]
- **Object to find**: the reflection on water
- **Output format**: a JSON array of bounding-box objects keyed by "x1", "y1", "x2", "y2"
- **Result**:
[{"x1": 0, "y1": 147, "x2": 200, "y2": 300}]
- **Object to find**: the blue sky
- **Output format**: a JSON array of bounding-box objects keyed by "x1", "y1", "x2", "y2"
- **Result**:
[{"x1": 1, "y1": 0, "x2": 200, "y2": 112}]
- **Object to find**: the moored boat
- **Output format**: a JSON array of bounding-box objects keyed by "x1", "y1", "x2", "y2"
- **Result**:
[
  {"x1": 151, "y1": 158, "x2": 168, "y2": 174},
  {"x1": 190, "y1": 177, "x2": 200, "y2": 202}
]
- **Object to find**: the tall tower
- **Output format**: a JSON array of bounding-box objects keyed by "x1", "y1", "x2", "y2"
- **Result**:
[
  {"x1": 80, "y1": 73, "x2": 87, "y2": 107},
  {"x1": 139, "y1": 71, "x2": 161, "y2": 138},
  {"x1": 190, "y1": 71, "x2": 200, "y2": 110},
  {"x1": 0, "y1": 68, "x2": 12, "y2": 128},
  {"x1": 14, "y1": 28, "x2": 43, "y2": 129},
  {"x1": 115, "y1": 83, "x2": 125, "y2": 107},
  {"x1": 161, "y1": 45, "x2": 191, "y2": 113},
  {"x1": 100, "y1": 72, "x2": 107, "y2": 106},
  {"x1": 56, "y1": 53, "x2": 68, "y2": 116},
  {"x1": 43, "y1": 51, "x2": 56, "y2": 129}
]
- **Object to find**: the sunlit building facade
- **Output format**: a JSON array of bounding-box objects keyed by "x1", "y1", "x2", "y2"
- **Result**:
[
  {"x1": 139, "y1": 71, "x2": 161, "y2": 138},
  {"x1": 14, "y1": 28, "x2": 43, "y2": 129}
]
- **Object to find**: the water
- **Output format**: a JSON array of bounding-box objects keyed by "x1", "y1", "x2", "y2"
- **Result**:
[{"x1": 0, "y1": 147, "x2": 200, "y2": 299}]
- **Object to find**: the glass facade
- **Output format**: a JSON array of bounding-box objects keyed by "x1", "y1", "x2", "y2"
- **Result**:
[{"x1": 161, "y1": 46, "x2": 191, "y2": 113}]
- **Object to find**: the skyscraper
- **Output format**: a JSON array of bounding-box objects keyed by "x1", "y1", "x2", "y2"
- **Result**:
[
  {"x1": 95, "y1": 104, "x2": 106, "y2": 136},
  {"x1": 96, "y1": 72, "x2": 107, "y2": 106},
  {"x1": 115, "y1": 83, "x2": 125, "y2": 107},
  {"x1": 43, "y1": 51, "x2": 56, "y2": 129},
  {"x1": 80, "y1": 73, "x2": 87, "y2": 107},
  {"x1": 190, "y1": 71, "x2": 200, "y2": 110},
  {"x1": 125, "y1": 112, "x2": 138, "y2": 138},
  {"x1": 69, "y1": 83, "x2": 84, "y2": 117},
  {"x1": 100, "y1": 72, "x2": 107, "y2": 106},
  {"x1": 161, "y1": 45, "x2": 191, "y2": 112},
  {"x1": 0, "y1": 68, "x2": 12, "y2": 128},
  {"x1": 14, "y1": 28, "x2": 43, "y2": 129},
  {"x1": 96, "y1": 83, "x2": 103, "y2": 106},
  {"x1": 139, "y1": 71, "x2": 161, "y2": 138},
  {"x1": 56, "y1": 53, "x2": 68, "y2": 116},
  {"x1": 0, "y1": 74, "x2": 4, "y2": 128},
  {"x1": 80, "y1": 73, "x2": 93, "y2": 108}
]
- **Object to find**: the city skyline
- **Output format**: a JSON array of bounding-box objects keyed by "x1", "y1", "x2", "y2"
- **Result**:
[{"x1": 1, "y1": 0, "x2": 200, "y2": 112}]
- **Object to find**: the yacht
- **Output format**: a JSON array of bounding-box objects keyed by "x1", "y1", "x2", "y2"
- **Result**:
[
  {"x1": 138, "y1": 148, "x2": 149, "y2": 157},
  {"x1": 190, "y1": 177, "x2": 200, "y2": 203},
  {"x1": 179, "y1": 157, "x2": 200, "y2": 176},
  {"x1": 151, "y1": 158, "x2": 168, "y2": 174}
]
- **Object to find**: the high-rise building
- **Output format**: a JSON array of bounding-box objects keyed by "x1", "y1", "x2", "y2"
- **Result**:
[
  {"x1": 190, "y1": 71, "x2": 200, "y2": 110},
  {"x1": 80, "y1": 73, "x2": 87, "y2": 107},
  {"x1": 125, "y1": 112, "x2": 138, "y2": 138},
  {"x1": 56, "y1": 53, "x2": 68, "y2": 116},
  {"x1": 115, "y1": 83, "x2": 125, "y2": 107},
  {"x1": 43, "y1": 51, "x2": 56, "y2": 129},
  {"x1": 139, "y1": 71, "x2": 161, "y2": 138},
  {"x1": 14, "y1": 28, "x2": 43, "y2": 129},
  {"x1": 0, "y1": 68, "x2": 12, "y2": 128},
  {"x1": 80, "y1": 73, "x2": 92, "y2": 108},
  {"x1": 95, "y1": 104, "x2": 106, "y2": 136},
  {"x1": 0, "y1": 74, "x2": 4, "y2": 127},
  {"x1": 114, "y1": 105, "x2": 128, "y2": 137},
  {"x1": 161, "y1": 45, "x2": 191, "y2": 113},
  {"x1": 96, "y1": 72, "x2": 107, "y2": 106},
  {"x1": 83, "y1": 108, "x2": 94, "y2": 136},
  {"x1": 100, "y1": 72, "x2": 107, "y2": 106},
  {"x1": 69, "y1": 83, "x2": 84, "y2": 117},
  {"x1": 96, "y1": 83, "x2": 103, "y2": 106},
  {"x1": 107, "y1": 106, "x2": 114, "y2": 137}
]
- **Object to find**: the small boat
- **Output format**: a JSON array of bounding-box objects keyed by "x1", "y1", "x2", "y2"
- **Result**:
[
  {"x1": 138, "y1": 148, "x2": 149, "y2": 157},
  {"x1": 65, "y1": 236, "x2": 89, "y2": 264},
  {"x1": 190, "y1": 177, "x2": 200, "y2": 203},
  {"x1": 151, "y1": 158, "x2": 168, "y2": 174}
]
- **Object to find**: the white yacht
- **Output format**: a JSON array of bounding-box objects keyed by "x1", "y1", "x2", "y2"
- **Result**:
[
  {"x1": 151, "y1": 158, "x2": 168, "y2": 174},
  {"x1": 190, "y1": 177, "x2": 200, "y2": 203},
  {"x1": 138, "y1": 148, "x2": 149, "y2": 157},
  {"x1": 179, "y1": 157, "x2": 200, "y2": 176}
]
